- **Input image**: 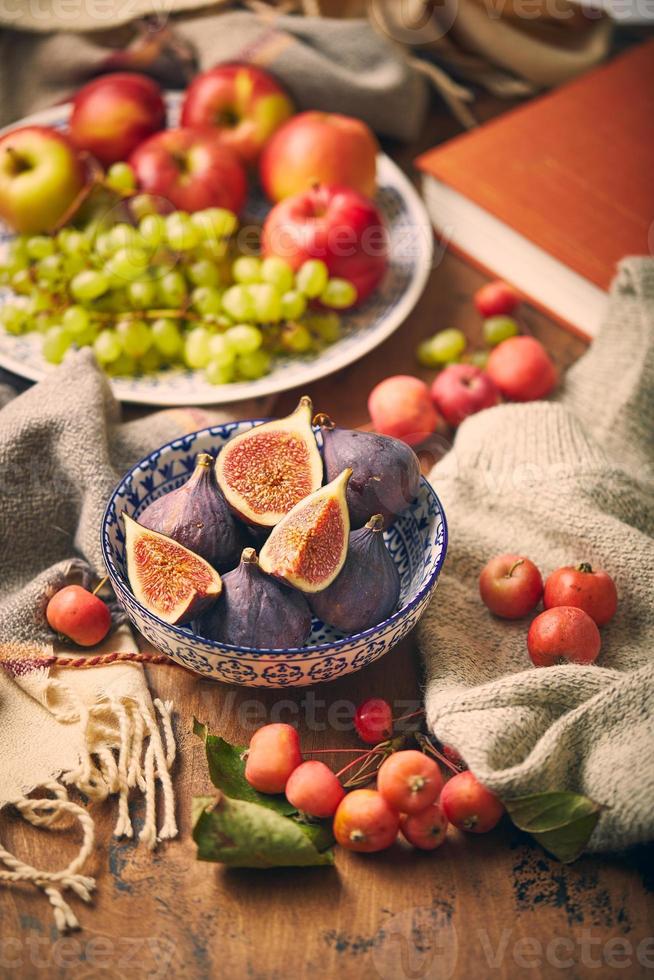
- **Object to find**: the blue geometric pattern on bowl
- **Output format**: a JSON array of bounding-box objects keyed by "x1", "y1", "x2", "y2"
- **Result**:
[
  {"x1": 101, "y1": 421, "x2": 448, "y2": 688},
  {"x1": 0, "y1": 95, "x2": 433, "y2": 406}
]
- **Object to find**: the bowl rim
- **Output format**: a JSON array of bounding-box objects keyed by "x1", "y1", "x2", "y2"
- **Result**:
[{"x1": 101, "y1": 419, "x2": 448, "y2": 658}]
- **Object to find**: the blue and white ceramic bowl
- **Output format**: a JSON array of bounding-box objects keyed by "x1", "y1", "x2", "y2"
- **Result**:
[{"x1": 102, "y1": 422, "x2": 448, "y2": 688}]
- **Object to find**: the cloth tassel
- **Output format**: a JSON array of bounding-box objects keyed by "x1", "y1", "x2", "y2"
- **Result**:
[
  {"x1": 0, "y1": 684, "x2": 178, "y2": 930},
  {"x1": 0, "y1": 783, "x2": 96, "y2": 933},
  {"x1": 44, "y1": 679, "x2": 179, "y2": 847}
]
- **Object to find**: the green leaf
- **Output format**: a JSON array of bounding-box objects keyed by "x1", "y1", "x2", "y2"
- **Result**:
[
  {"x1": 193, "y1": 718, "x2": 295, "y2": 816},
  {"x1": 296, "y1": 818, "x2": 336, "y2": 853},
  {"x1": 531, "y1": 813, "x2": 601, "y2": 864},
  {"x1": 191, "y1": 795, "x2": 215, "y2": 829},
  {"x1": 192, "y1": 794, "x2": 335, "y2": 869},
  {"x1": 504, "y1": 790, "x2": 602, "y2": 863}
]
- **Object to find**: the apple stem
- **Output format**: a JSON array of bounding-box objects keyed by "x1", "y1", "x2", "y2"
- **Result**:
[
  {"x1": 4, "y1": 145, "x2": 28, "y2": 174},
  {"x1": 92, "y1": 575, "x2": 109, "y2": 595},
  {"x1": 507, "y1": 559, "x2": 524, "y2": 578}
]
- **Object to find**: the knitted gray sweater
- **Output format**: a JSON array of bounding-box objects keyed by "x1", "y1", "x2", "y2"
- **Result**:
[{"x1": 419, "y1": 258, "x2": 654, "y2": 854}]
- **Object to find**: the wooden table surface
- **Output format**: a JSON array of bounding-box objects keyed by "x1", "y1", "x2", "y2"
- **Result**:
[{"x1": 1, "y1": 93, "x2": 653, "y2": 980}]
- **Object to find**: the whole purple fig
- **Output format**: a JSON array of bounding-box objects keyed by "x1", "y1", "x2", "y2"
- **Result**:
[
  {"x1": 309, "y1": 515, "x2": 400, "y2": 634},
  {"x1": 316, "y1": 415, "x2": 420, "y2": 528},
  {"x1": 138, "y1": 453, "x2": 243, "y2": 572},
  {"x1": 197, "y1": 548, "x2": 312, "y2": 649}
]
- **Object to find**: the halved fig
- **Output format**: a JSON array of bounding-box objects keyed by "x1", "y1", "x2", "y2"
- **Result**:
[
  {"x1": 259, "y1": 468, "x2": 352, "y2": 593},
  {"x1": 215, "y1": 396, "x2": 323, "y2": 527},
  {"x1": 123, "y1": 513, "x2": 222, "y2": 625}
]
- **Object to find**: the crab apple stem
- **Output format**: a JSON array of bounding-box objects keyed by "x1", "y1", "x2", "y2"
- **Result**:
[
  {"x1": 507, "y1": 559, "x2": 525, "y2": 578},
  {"x1": 92, "y1": 575, "x2": 109, "y2": 596},
  {"x1": 304, "y1": 748, "x2": 372, "y2": 756},
  {"x1": 415, "y1": 733, "x2": 460, "y2": 775},
  {"x1": 335, "y1": 750, "x2": 380, "y2": 780},
  {"x1": 577, "y1": 562, "x2": 593, "y2": 574},
  {"x1": 394, "y1": 708, "x2": 425, "y2": 725}
]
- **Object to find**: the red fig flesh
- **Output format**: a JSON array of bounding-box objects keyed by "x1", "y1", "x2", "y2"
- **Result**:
[
  {"x1": 197, "y1": 548, "x2": 312, "y2": 649},
  {"x1": 216, "y1": 396, "x2": 323, "y2": 527},
  {"x1": 124, "y1": 514, "x2": 221, "y2": 625},
  {"x1": 259, "y1": 468, "x2": 351, "y2": 592},
  {"x1": 316, "y1": 415, "x2": 421, "y2": 528},
  {"x1": 309, "y1": 514, "x2": 400, "y2": 633},
  {"x1": 138, "y1": 453, "x2": 242, "y2": 571}
]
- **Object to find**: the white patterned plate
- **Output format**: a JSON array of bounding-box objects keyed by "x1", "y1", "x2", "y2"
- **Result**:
[
  {"x1": 0, "y1": 95, "x2": 433, "y2": 406},
  {"x1": 102, "y1": 421, "x2": 448, "y2": 688}
]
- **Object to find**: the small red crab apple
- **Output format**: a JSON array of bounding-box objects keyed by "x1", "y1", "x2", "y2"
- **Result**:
[
  {"x1": 377, "y1": 750, "x2": 443, "y2": 815},
  {"x1": 479, "y1": 554, "x2": 543, "y2": 619},
  {"x1": 285, "y1": 761, "x2": 345, "y2": 818},
  {"x1": 440, "y1": 771, "x2": 504, "y2": 834},
  {"x1": 354, "y1": 698, "x2": 393, "y2": 745},
  {"x1": 527, "y1": 606, "x2": 601, "y2": 667},
  {"x1": 244, "y1": 723, "x2": 302, "y2": 794},
  {"x1": 474, "y1": 280, "x2": 519, "y2": 319},
  {"x1": 400, "y1": 803, "x2": 448, "y2": 851},
  {"x1": 333, "y1": 789, "x2": 400, "y2": 853},
  {"x1": 544, "y1": 563, "x2": 617, "y2": 627},
  {"x1": 46, "y1": 585, "x2": 111, "y2": 647}
]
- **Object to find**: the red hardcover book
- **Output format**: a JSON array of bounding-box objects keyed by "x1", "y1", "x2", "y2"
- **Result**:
[{"x1": 416, "y1": 41, "x2": 654, "y2": 339}]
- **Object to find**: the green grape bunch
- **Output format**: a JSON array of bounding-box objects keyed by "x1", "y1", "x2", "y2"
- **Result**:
[{"x1": 0, "y1": 176, "x2": 354, "y2": 386}]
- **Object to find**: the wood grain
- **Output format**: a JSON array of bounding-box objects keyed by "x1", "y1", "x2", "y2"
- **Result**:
[{"x1": 2, "y1": 97, "x2": 653, "y2": 980}]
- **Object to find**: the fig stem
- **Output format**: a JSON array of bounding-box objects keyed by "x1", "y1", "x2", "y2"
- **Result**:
[
  {"x1": 92, "y1": 575, "x2": 109, "y2": 596},
  {"x1": 312, "y1": 413, "x2": 335, "y2": 430},
  {"x1": 577, "y1": 562, "x2": 593, "y2": 574},
  {"x1": 195, "y1": 453, "x2": 213, "y2": 468},
  {"x1": 241, "y1": 548, "x2": 258, "y2": 564},
  {"x1": 366, "y1": 514, "x2": 385, "y2": 532}
]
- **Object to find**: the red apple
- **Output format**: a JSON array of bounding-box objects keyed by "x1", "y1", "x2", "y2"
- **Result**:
[
  {"x1": 180, "y1": 63, "x2": 294, "y2": 166},
  {"x1": 430, "y1": 363, "x2": 500, "y2": 427},
  {"x1": 261, "y1": 184, "x2": 387, "y2": 304},
  {"x1": 368, "y1": 375, "x2": 439, "y2": 446},
  {"x1": 260, "y1": 111, "x2": 378, "y2": 202},
  {"x1": 474, "y1": 280, "x2": 519, "y2": 318},
  {"x1": 479, "y1": 553, "x2": 543, "y2": 619},
  {"x1": 527, "y1": 606, "x2": 601, "y2": 667},
  {"x1": 129, "y1": 127, "x2": 247, "y2": 214},
  {"x1": 69, "y1": 72, "x2": 165, "y2": 168},
  {"x1": 486, "y1": 336, "x2": 557, "y2": 402},
  {"x1": 0, "y1": 126, "x2": 86, "y2": 233}
]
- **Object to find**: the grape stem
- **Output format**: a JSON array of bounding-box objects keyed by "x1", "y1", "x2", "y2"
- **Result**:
[
  {"x1": 52, "y1": 153, "x2": 105, "y2": 232},
  {"x1": 44, "y1": 304, "x2": 206, "y2": 324}
]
